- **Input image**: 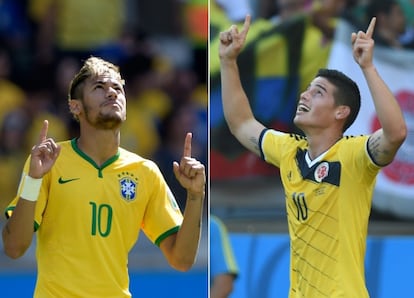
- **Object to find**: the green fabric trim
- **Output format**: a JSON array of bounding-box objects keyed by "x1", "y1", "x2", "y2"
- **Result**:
[
  {"x1": 34, "y1": 221, "x2": 40, "y2": 232},
  {"x1": 5, "y1": 206, "x2": 40, "y2": 232},
  {"x1": 154, "y1": 226, "x2": 180, "y2": 247},
  {"x1": 71, "y1": 138, "x2": 120, "y2": 178},
  {"x1": 4, "y1": 206, "x2": 14, "y2": 219}
]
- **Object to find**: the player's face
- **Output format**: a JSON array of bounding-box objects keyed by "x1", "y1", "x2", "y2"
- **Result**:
[
  {"x1": 294, "y1": 77, "x2": 338, "y2": 133},
  {"x1": 80, "y1": 75, "x2": 126, "y2": 129}
]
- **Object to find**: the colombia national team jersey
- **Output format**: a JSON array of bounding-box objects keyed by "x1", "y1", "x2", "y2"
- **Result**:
[
  {"x1": 260, "y1": 129, "x2": 381, "y2": 298},
  {"x1": 5, "y1": 139, "x2": 183, "y2": 297}
]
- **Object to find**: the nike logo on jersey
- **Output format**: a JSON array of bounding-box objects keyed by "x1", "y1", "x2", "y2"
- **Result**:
[{"x1": 58, "y1": 177, "x2": 80, "y2": 184}]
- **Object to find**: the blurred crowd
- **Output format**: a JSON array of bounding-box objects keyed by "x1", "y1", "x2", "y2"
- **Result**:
[
  {"x1": 0, "y1": 0, "x2": 208, "y2": 215},
  {"x1": 211, "y1": 0, "x2": 414, "y2": 144},
  {"x1": 214, "y1": 0, "x2": 414, "y2": 49}
]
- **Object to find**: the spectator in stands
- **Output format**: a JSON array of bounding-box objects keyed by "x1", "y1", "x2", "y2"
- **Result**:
[
  {"x1": 214, "y1": 0, "x2": 253, "y2": 22},
  {"x1": 0, "y1": 109, "x2": 29, "y2": 216},
  {"x1": 30, "y1": 0, "x2": 127, "y2": 64},
  {"x1": 154, "y1": 102, "x2": 207, "y2": 210},
  {"x1": 210, "y1": 214, "x2": 239, "y2": 298},
  {"x1": 365, "y1": 0, "x2": 414, "y2": 49},
  {"x1": 270, "y1": 0, "x2": 307, "y2": 25},
  {"x1": 0, "y1": 43, "x2": 26, "y2": 126}
]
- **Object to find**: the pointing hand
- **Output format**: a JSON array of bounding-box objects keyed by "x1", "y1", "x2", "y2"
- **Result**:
[
  {"x1": 29, "y1": 120, "x2": 61, "y2": 178},
  {"x1": 173, "y1": 132, "x2": 205, "y2": 197}
]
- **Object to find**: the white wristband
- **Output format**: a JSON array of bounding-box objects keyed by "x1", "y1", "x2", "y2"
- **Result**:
[{"x1": 20, "y1": 175, "x2": 43, "y2": 202}]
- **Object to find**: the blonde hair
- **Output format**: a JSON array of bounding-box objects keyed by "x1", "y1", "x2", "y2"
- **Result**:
[{"x1": 68, "y1": 56, "x2": 125, "y2": 101}]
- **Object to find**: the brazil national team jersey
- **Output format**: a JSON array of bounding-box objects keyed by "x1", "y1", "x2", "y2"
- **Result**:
[
  {"x1": 260, "y1": 129, "x2": 381, "y2": 298},
  {"x1": 5, "y1": 139, "x2": 183, "y2": 297}
]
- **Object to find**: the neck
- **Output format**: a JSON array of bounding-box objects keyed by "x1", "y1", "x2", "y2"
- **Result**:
[
  {"x1": 305, "y1": 130, "x2": 343, "y2": 160},
  {"x1": 77, "y1": 128, "x2": 120, "y2": 166}
]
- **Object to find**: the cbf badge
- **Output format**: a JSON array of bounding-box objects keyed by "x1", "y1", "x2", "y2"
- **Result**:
[{"x1": 118, "y1": 172, "x2": 138, "y2": 202}]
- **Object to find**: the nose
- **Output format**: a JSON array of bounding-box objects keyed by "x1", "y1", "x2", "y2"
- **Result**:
[
  {"x1": 106, "y1": 86, "x2": 117, "y2": 100},
  {"x1": 299, "y1": 90, "x2": 309, "y2": 102}
]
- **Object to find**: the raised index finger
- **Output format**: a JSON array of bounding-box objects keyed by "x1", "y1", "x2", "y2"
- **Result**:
[
  {"x1": 183, "y1": 132, "x2": 192, "y2": 158},
  {"x1": 38, "y1": 120, "x2": 49, "y2": 143},
  {"x1": 366, "y1": 17, "x2": 376, "y2": 38},
  {"x1": 241, "y1": 14, "x2": 251, "y2": 36}
]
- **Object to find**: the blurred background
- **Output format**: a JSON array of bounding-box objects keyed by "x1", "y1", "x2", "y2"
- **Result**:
[
  {"x1": 0, "y1": 0, "x2": 208, "y2": 297},
  {"x1": 210, "y1": 0, "x2": 414, "y2": 297}
]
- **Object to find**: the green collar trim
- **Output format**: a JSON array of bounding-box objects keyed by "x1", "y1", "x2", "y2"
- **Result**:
[{"x1": 71, "y1": 138, "x2": 120, "y2": 178}]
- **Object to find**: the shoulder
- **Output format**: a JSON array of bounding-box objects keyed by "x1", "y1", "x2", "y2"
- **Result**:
[
  {"x1": 338, "y1": 135, "x2": 380, "y2": 169},
  {"x1": 339, "y1": 135, "x2": 370, "y2": 148},
  {"x1": 341, "y1": 134, "x2": 369, "y2": 141},
  {"x1": 262, "y1": 129, "x2": 306, "y2": 143},
  {"x1": 261, "y1": 129, "x2": 308, "y2": 151},
  {"x1": 118, "y1": 147, "x2": 162, "y2": 173}
]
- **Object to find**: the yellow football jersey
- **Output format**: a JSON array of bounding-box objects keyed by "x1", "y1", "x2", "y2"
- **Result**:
[
  {"x1": 260, "y1": 129, "x2": 381, "y2": 298},
  {"x1": 5, "y1": 139, "x2": 183, "y2": 297}
]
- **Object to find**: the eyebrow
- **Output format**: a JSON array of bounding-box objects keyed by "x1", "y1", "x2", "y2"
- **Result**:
[
  {"x1": 92, "y1": 79, "x2": 123, "y2": 88},
  {"x1": 314, "y1": 83, "x2": 328, "y2": 93}
]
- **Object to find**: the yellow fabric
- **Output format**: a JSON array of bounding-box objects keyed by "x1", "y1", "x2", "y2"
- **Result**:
[
  {"x1": 6, "y1": 140, "x2": 183, "y2": 297},
  {"x1": 255, "y1": 35, "x2": 287, "y2": 77},
  {"x1": 137, "y1": 89, "x2": 172, "y2": 120},
  {"x1": 121, "y1": 89, "x2": 172, "y2": 157},
  {"x1": 299, "y1": 21, "x2": 333, "y2": 92},
  {"x1": 53, "y1": 0, "x2": 124, "y2": 50},
  {"x1": 261, "y1": 130, "x2": 380, "y2": 297},
  {"x1": 28, "y1": 0, "x2": 54, "y2": 22},
  {"x1": 191, "y1": 84, "x2": 208, "y2": 108},
  {"x1": 0, "y1": 80, "x2": 26, "y2": 124},
  {"x1": 29, "y1": 0, "x2": 124, "y2": 49},
  {"x1": 210, "y1": 16, "x2": 274, "y2": 76}
]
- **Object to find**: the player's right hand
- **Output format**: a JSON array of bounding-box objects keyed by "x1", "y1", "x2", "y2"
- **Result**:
[
  {"x1": 351, "y1": 17, "x2": 376, "y2": 70},
  {"x1": 28, "y1": 120, "x2": 61, "y2": 179},
  {"x1": 219, "y1": 14, "x2": 251, "y2": 61}
]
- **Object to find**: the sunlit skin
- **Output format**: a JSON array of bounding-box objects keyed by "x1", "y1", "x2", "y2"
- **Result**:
[
  {"x1": 76, "y1": 75, "x2": 127, "y2": 130},
  {"x1": 294, "y1": 77, "x2": 348, "y2": 135}
]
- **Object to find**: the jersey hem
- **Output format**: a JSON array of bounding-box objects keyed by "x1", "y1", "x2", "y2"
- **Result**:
[
  {"x1": 154, "y1": 226, "x2": 180, "y2": 246},
  {"x1": 4, "y1": 206, "x2": 40, "y2": 231},
  {"x1": 258, "y1": 128, "x2": 269, "y2": 161}
]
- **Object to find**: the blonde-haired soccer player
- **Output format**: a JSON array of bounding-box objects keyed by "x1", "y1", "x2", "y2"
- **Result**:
[
  {"x1": 2, "y1": 57, "x2": 206, "y2": 297},
  {"x1": 218, "y1": 16, "x2": 406, "y2": 297}
]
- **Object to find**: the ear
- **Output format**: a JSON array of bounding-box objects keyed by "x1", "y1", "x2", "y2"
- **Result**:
[
  {"x1": 335, "y1": 105, "x2": 350, "y2": 120},
  {"x1": 69, "y1": 99, "x2": 81, "y2": 117}
]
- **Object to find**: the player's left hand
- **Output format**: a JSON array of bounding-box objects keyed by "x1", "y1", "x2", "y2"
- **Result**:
[
  {"x1": 351, "y1": 17, "x2": 376, "y2": 69},
  {"x1": 173, "y1": 132, "x2": 206, "y2": 197}
]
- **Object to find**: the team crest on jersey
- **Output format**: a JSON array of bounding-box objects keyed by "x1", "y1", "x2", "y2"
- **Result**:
[
  {"x1": 118, "y1": 172, "x2": 138, "y2": 202},
  {"x1": 314, "y1": 162, "x2": 329, "y2": 183}
]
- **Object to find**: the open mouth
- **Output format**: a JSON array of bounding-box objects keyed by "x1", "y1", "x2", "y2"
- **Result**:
[{"x1": 297, "y1": 103, "x2": 310, "y2": 112}]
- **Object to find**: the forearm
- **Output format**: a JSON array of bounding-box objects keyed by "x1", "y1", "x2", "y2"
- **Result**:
[
  {"x1": 363, "y1": 65, "x2": 407, "y2": 144},
  {"x1": 2, "y1": 199, "x2": 36, "y2": 259},
  {"x1": 211, "y1": 275, "x2": 234, "y2": 298},
  {"x1": 171, "y1": 191, "x2": 205, "y2": 271},
  {"x1": 220, "y1": 58, "x2": 255, "y2": 134}
]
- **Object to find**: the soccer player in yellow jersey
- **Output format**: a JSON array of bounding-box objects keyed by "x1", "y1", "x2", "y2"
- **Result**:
[
  {"x1": 2, "y1": 57, "x2": 206, "y2": 297},
  {"x1": 218, "y1": 15, "x2": 406, "y2": 297}
]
